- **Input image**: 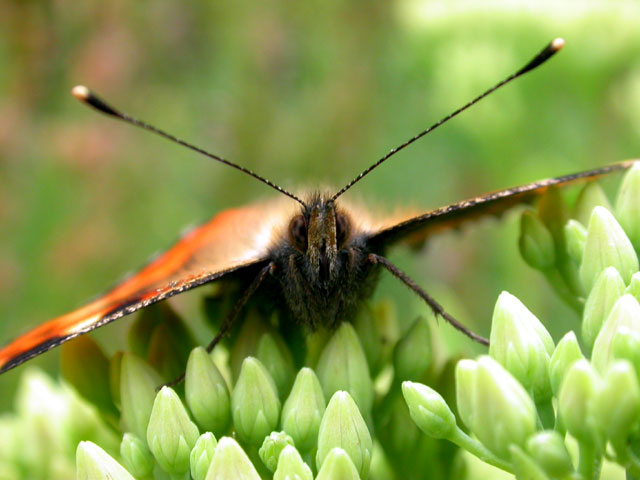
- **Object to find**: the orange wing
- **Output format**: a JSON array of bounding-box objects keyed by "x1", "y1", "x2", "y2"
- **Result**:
[
  {"x1": 370, "y1": 161, "x2": 638, "y2": 247},
  {"x1": 0, "y1": 198, "x2": 298, "y2": 374}
]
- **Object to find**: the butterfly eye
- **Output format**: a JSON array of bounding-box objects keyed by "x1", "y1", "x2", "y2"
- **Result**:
[
  {"x1": 289, "y1": 215, "x2": 308, "y2": 251},
  {"x1": 336, "y1": 212, "x2": 350, "y2": 248}
]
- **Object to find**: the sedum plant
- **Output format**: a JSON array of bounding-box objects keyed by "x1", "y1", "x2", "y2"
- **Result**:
[
  {"x1": 404, "y1": 163, "x2": 640, "y2": 480},
  {"x1": 2, "y1": 163, "x2": 640, "y2": 480}
]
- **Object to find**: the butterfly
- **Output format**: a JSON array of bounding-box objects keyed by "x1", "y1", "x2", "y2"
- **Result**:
[{"x1": 0, "y1": 37, "x2": 633, "y2": 376}]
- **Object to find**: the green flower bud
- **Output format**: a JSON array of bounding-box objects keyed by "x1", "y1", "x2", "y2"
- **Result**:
[
  {"x1": 120, "y1": 352, "x2": 163, "y2": 440},
  {"x1": 190, "y1": 432, "x2": 217, "y2": 480},
  {"x1": 305, "y1": 328, "x2": 332, "y2": 367},
  {"x1": 537, "y1": 186, "x2": 570, "y2": 241},
  {"x1": 558, "y1": 359, "x2": 600, "y2": 443},
  {"x1": 615, "y1": 163, "x2": 640, "y2": 250},
  {"x1": 455, "y1": 359, "x2": 477, "y2": 430},
  {"x1": 316, "y1": 322, "x2": 373, "y2": 415},
  {"x1": 316, "y1": 448, "x2": 362, "y2": 480},
  {"x1": 136, "y1": 304, "x2": 195, "y2": 382},
  {"x1": 120, "y1": 433, "x2": 153, "y2": 478},
  {"x1": 11, "y1": 370, "x2": 54, "y2": 478},
  {"x1": 109, "y1": 351, "x2": 123, "y2": 409},
  {"x1": 549, "y1": 331, "x2": 584, "y2": 396},
  {"x1": 627, "y1": 272, "x2": 640, "y2": 301},
  {"x1": 489, "y1": 292, "x2": 554, "y2": 402},
  {"x1": 379, "y1": 394, "x2": 423, "y2": 466},
  {"x1": 0, "y1": 415, "x2": 20, "y2": 467},
  {"x1": 18, "y1": 368, "x2": 108, "y2": 475},
  {"x1": 146, "y1": 386, "x2": 199, "y2": 474},
  {"x1": 76, "y1": 441, "x2": 135, "y2": 480},
  {"x1": 146, "y1": 323, "x2": 187, "y2": 383},
  {"x1": 64, "y1": 386, "x2": 111, "y2": 457},
  {"x1": 229, "y1": 311, "x2": 270, "y2": 381},
  {"x1": 60, "y1": 336, "x2": 116, "y2": 417},
  {"x1": 205, "y1": 436, "x2": 261, "y2": 480},
  {"x1": 231, "y1": 357, "x2": 281, "y2": 445},
  {"x1": 592, "y1": 295, "x2": 640, "y2": 373},
  {"x1": 369, "y1": 299, "x2": 399, "y2": 373},
  {"x1": 582, "y1": 267, "x2": 626, "y2": 352},
  {"x1": 257, "y1": 332, "x2": 296, "y2": 399},
  {"x1": 259, "y1": 431, "x2": 295, "y2": 473},
  {"x1": 401, "y1": 381, "x2": 456, "y2": 439},
  {"x1": 525, "y1": 431, "x2": 573, "y2": 478},
  {"x1": 579, "y1": 206, "x2": 638, "y2": 292},
  {"x1": 353, "y1": 304, "x2": 382, "y2": 375},
  {"x1": 564, "y1": 219, "x2": 587, "y2": 265},
  {"x1": 185, "y1": 347, "x2": 230, "y2": 434},
  {"x1": 592, "y1": 360, "x2": 640, "y2": 444},
  {"x1": 128, "y1": 303, "x2": 166, "y2": 358},
  {"x1": 273, "y1": 445, "x2": 313, "y2": 480},
  {"x1": 281, "y1": 367, "x2": 325, "y2": 452},
  {"x1": 537, "y1": 187, "x2": 578, "y2": 292},
  {"x1": 574, "y1": 182, "x2": 612, "y2": 226},
  {"x1": 463, "y1": 356, "x2": 537, "y2": 459},
  {"x1": 612, "y1": 326, "x2": 640, "y2": 378},
  {"x1": 144, "y1": 308, "x2": 196, "y2": 381},
  {"x1": 394, "y1": 316, "x2": 433, "y2": 381},
  {"x1": 316, "y1": 391, "x2": 372, "y2": 479},
  {"x1": 509, "y1": 445, "x2": 551, "y2": 480},
  {"x1": 519, "y1": 210, "x2": 556, "y2": 270}
]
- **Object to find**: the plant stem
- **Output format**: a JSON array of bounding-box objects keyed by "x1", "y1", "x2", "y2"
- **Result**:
[
  {"x1": 577, "y1": 442, "x2": 600, "y2": 480},
  {"x1": 448, "y1": 428, "x2": 513, "y2": 473}
]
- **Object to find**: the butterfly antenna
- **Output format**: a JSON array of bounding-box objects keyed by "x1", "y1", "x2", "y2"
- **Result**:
[
  {"x1": 331, "y1": 37, "x2": 565, "y2": 201},
  {"x1": 71, "y1": 86, "x2": 307, "y2": 207}
]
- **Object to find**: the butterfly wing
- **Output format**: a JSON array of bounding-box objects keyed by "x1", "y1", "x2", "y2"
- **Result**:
[
  {"x1": 0, "y1": 198, "x2": 297, "y2": 373},
  {"x1": 370, "y1": 161, "x2": 637, "y2": 247}
]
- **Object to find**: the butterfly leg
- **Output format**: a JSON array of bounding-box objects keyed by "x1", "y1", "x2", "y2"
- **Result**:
[
  {"x1": 205, "y1": 262, "x2": 276, "y2": 353},
  {"x1": 162, "y1": 261, "x2": 275, "y2": 388},
  {"x1": 368, "y1": 253, "x2": 489, "y2": 346}
]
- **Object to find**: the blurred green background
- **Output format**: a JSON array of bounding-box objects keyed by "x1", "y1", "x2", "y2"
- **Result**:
[{"x1": 1, "y1": 0, "x2": 640, "y2": 408}]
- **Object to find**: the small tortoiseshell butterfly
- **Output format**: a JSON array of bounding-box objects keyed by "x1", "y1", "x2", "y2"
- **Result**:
[{"x1": 1, "y1": 38, "x2": 633, "y2": 376}]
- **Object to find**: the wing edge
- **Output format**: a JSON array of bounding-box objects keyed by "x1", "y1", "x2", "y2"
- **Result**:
[{"x1": 0, "y1": 259, "x2": 268, "y2": 374}]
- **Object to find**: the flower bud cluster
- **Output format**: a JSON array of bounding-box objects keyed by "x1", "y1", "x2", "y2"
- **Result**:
[
  {"x1": 4, "y1": 303, "x2": 401, "y2": 479},
  {"x1": 3, "y1": 164, "x2": 640, "y2": 479},
  {"x1": 404, "y1": 288, "x2": 640, "y2": 479},
  {"x1": 521, "y1": 165, "x2": 640, "y2": 308},
  {"x1": 67, "y1": 314, "x2": 394, "y2": 479},
  {"x1": 401, "y1": 165, "x2": 640, "y2": 480}
]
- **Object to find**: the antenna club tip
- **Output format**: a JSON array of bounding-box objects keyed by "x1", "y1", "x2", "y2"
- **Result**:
[
  {"x1": 551, "y1": 38, "x2": 565, "y2": 52},
  {"x1": 71, "y1": 85, "x2": 90, "y2": 101}
]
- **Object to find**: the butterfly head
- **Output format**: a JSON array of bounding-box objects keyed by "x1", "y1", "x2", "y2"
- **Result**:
[{"x1": 287, "y1": 196, "x2": 352, "y2": 284}]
